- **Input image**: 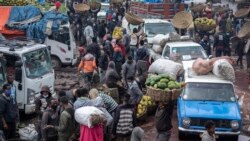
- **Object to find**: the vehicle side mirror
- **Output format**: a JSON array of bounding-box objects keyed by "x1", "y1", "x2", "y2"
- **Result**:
[
  {"x1": 208, "y1": 55, "x2": 213, "y2": 59},
  {"x1": 15, "y1": 61, "x2": 23, "y2": 67},
  {"x1": 15, "y1": 68, "x2": 22, "y2": 83}
]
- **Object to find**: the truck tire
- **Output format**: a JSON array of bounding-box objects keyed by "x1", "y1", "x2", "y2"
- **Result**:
[{"x1": 51, "y1": 56, "x2": 62, "y2": 68}]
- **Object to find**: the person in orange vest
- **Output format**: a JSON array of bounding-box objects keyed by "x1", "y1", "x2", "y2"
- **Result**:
[{"x1": 78, "y1": 48, "x2": 97, "y2": 85}]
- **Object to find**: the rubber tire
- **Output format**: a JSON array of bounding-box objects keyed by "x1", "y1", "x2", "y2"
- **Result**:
[
  {"x1": 51, "y1": 56, "x2": 62, "y2": 68},
  {"x1": 178, "y1": 131, "x2": 186, "y2": 140}
]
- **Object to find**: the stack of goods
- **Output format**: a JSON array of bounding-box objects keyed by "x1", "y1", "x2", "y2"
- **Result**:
[
  {"x1": 75, "y1": 106, "x2": 106, "y2": 128},
  {"x1": 194, "y1": 17, "x2": 216, "y2": 31},
  {"x1": 136, "y1": 95, "x2": 155, "y2": 118},
  {"x1": 0, "y1": 0, "x2": 29, "y2": 6},
  {"x1": 148, "y1": 58, "x2": 184, "y2": 80},
  {"x1": 192, "y1": 56, "x2": 235, "y2": 82},
  {"x1": 151, "y1": 32, "x2": 182, "y2": 54},
  {"x1": 145, "y1": 74, "x2": 184, "y2": 102}
]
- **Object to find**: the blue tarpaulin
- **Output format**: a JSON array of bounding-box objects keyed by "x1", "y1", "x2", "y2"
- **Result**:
[{"x1": 7, "y1": 5, "x2": 68, "y2": 41}]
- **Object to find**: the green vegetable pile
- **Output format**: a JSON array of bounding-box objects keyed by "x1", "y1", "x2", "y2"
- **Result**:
[
  {"x1": 145, "y1": 74, "x2": 184, "y2": 91},
  {"x1": 0, "y1": 0, "x2": 29, "y2": 6}
]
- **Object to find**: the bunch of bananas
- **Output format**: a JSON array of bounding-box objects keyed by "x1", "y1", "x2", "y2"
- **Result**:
[
  {"x1": 194, "y1": 17, "x2": 216, "y2": 26},
  {"x1": 137, "y1": 96, "x2": 155, "y2": 117},
  {"x1": 0, "y1": 0, "x2": 29, "y2": 6}
]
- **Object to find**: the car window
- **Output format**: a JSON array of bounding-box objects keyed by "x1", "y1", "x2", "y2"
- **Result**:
[
  {"x1": 183, "y1": 82, "x2": 236, "y2": 102},
  {"x1": 170, "y1": 46, "x2": 208, "y2": 61},
  {"x1": 145, "y1": 23, "x2": 175, "y2": 37},
  {"x1": 48, "y1": 27, "x2": 70, "y2": 45},
  {"x1": 163, "y1": 46, "x2": 170, "y2": 58}
]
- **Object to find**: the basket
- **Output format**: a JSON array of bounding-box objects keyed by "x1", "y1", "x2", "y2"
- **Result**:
[
  {"x1": 146, "y1": 87, "x2": 172, "y2": 102},
  {"x1": 214, "y1": 6, "x2": 229, "y2": 13},
  {"x1": 172, "y1": 11, "x2": 193, "y2": 29},
  {"x1": 171, "y1": 89, "x2": 183, "y2": 100},
  {"x1": 136, "y1": 109, "x2": 147, "y2": 122},
  {"x1": 235, "y1": 8, "x2": 250, "y2": 18},
  {"x1": 111, "y1": 0, "x2": 123, "y2": 4},
  {"x1": 195, "y1": 23, "x2": 216, "y2": 31},
  {"x1": 238, "y1": 22, "x2": 250, "y2": 38},
  {"x1": 190, "y1": 4, "x2": 206, "y2": 12},
  {"x1": 89, "y1": 1, "x2": 101, "y2": 11},
  {"x1": 74, "y1": 3, "x2": 90, "y2": 13},
  {"x1": 125, "y1": 12, "x2": 144, "y2": 25}
]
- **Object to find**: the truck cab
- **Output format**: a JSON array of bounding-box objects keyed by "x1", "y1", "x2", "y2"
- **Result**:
[
  {"x1": 0, "y1": 38, "x2": 55, "y2": 114},
  {"x1": 177, "y1": 65, "x2": 241, "y2": 140},
  {"x1": 44, "y1": 23, "x2": 78, "y2": 68}
]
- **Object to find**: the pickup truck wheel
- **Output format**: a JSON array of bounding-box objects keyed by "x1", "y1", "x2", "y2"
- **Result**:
[
  {"x1": 231, "y1": 135, "x2": 239, "y2": 141},
  {"x1": 51, "y1": 56, "x2": 62, "y2": 68},
  {"x1": 178, "y1": 131, "x2": 186, "y2": 140}
]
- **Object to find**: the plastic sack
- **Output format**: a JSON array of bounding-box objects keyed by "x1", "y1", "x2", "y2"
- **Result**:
[
  {"x1": 75, "y1": 106, "x2": 105, "y2": 128},
  {"x1": 148, "y1": 58, "x2": 183, "y2": 79},
  {"x1": 212, "y1": 59, "x2": 235, "y2": 82},
  {"x1": 19, "y1": 124, "x2": 38, "y2": 141},
  {"x1": 152, "y1": 34, "x2": 166, "y2": 45},
  {"x1": 152, "y1": 44, "x2": 163, "y2": 54}
]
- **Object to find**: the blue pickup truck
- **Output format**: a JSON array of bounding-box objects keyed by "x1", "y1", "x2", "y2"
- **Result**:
[{"x1": 177, "y1": 67, "x2": 241, "y2": 140}]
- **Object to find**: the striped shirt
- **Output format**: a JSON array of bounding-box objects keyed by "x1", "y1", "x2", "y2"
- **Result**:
[
  {"x1": 99, "y1": 93, "x2": 118, "y2": 113},
  {"x1": 116, "y1": 109, "x2": 134, "y2": 135}
]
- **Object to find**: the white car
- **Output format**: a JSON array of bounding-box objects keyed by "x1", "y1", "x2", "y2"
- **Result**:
[
  {"x1": 162, "y1": 41, "x2": 208, "y2": 62},
  {"x1": 97, "y1": 2, "x2": 110, "y2": 20},
  {"x1": 122, "y1": 18, "x2": 176, "y2": 45}
]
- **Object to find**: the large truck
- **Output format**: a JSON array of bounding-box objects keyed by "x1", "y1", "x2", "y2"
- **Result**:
[
  {"x1": 0, "y1": 6, "x2": 78, "y2": 68},
  {"x1": 0, "y1": 37, "x2": 55, "y2": 114}
]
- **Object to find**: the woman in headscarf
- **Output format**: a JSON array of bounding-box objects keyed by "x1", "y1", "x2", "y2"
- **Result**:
[
  {"x1": 104, "y1": 61, "x2": 126, "y2": 103},
  {"x1": 105, "y1": 61, "x2": 120, "y2": 88}
]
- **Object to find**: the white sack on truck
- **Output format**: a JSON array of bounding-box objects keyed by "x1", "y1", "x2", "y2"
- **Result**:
[
  {"x1": 212, "y1": 59, "x2": 235, "y2": 82},
  {"x1": 148, "y1": 58, "x2": 183, "y2": 79},
  {"x1": 152, "y1": 44, "x2": 163, "y2": 54},
  {"x1": 152, "y1": 34, "x2": 166, "y2": 45},
  {"x1": 192, "y1": 56, "x2": 234, "y2": 75}
]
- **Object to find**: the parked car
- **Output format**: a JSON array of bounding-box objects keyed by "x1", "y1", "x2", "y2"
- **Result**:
[
  {"x1": 177, "y1": 64, "x2": 242, "y2": 140},
  {"x1": 122, "y1": 18, "x2": 176, "y2": 45},
  {"x1": 97, "y1": 2, "x2": 110, "y2": 20},
  {"x1": 162, "y1": 41, "x2": 209, "y2": 63}
]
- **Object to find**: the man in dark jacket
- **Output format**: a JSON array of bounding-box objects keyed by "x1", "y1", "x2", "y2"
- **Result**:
[
  {"x1": 35, "y1": 85, "x2": 53, "y2": 118},
  {"x1": 35, "y1": 85, "x2": 53, "y2": 140},
  {"x1": 0, "y1": 84, "x2": 19, "y2": 139},
  {"x1": 200, "y1": 35, "x2": 211, "y2": 56},
  {"x1": 87, "y1": 37, "x2": 101, "y2": 65},
  {"x1": 213, "y1": 29, "x2": 226, "y2": 57},
  {"x1": 99, "y1": 48, "x2": 109, "y2": 84},
  {"x1": 121, "y1": 56, "x2": 136, "y2": 87},
  {"x1": 155, "y1": 99, "x2": 174, "y2": 141},
  {"x1": 46, "y1": 96, "x2": 75, "y2": 141},
  {"x1": 41, "y1": 99, "x2": 59, "y2": 141}
]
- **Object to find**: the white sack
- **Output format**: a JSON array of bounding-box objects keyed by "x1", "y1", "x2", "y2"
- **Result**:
[
  {"x1": 148, "y1": 58, "x2": 183, "y2": 79},
  {"x1": 75, "y1": 106, "x2": 104, "y2": 128},
  {"x1": 152, "y1": 34, "x2": 166, "y2": 45},
  {"x1": 19, "y1": 124, "x2": 38, "y2": 141},
  {"x1": 152, "y1": 44, "x2": 163, "y2": 54},
  {"x1": 212, "y1": 59, "x2": 235, "y2": 82}
]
